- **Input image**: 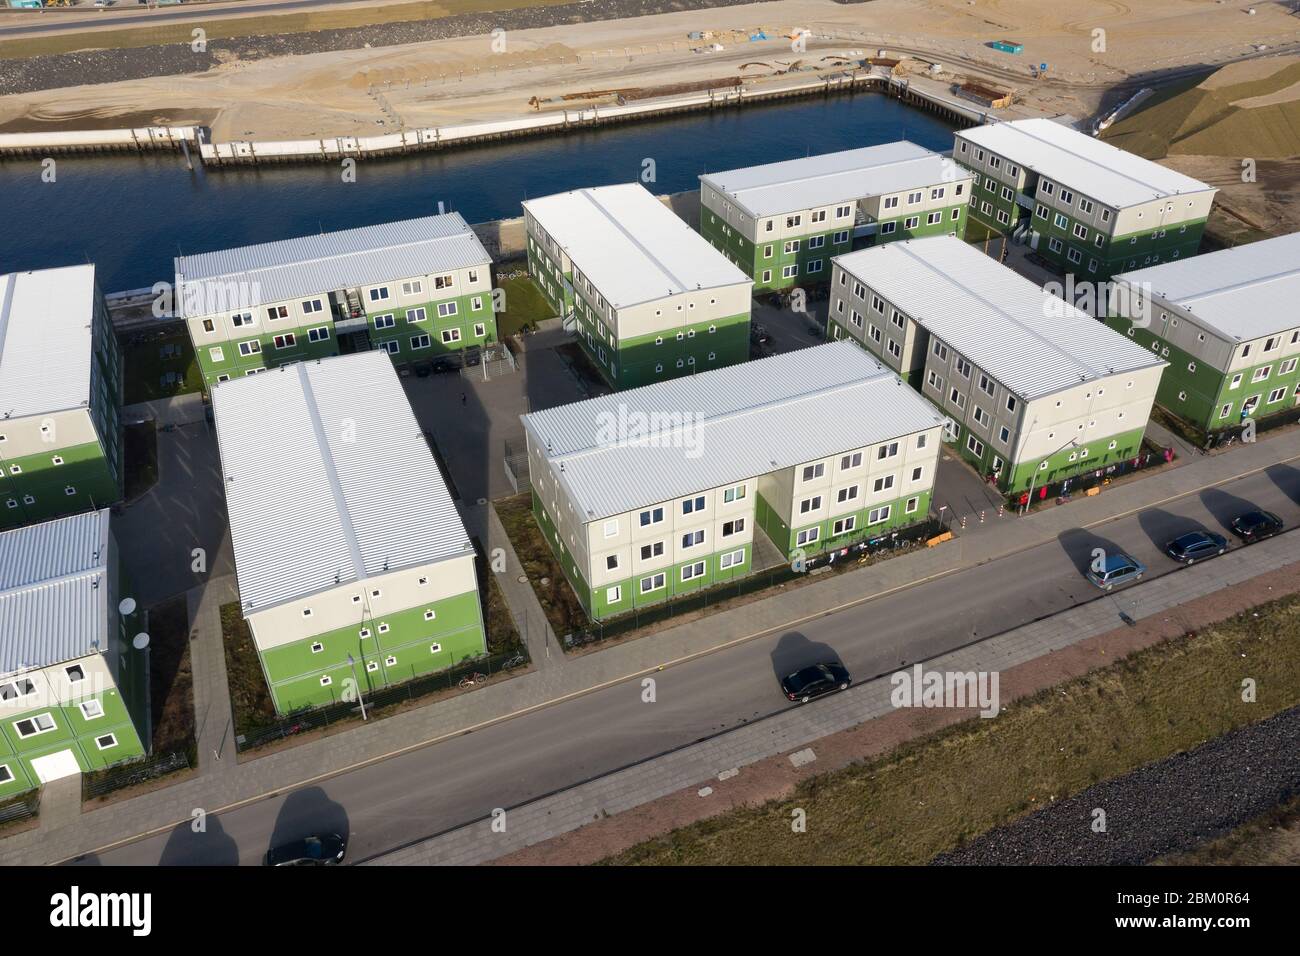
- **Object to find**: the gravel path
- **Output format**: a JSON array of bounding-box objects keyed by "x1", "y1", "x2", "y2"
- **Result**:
[
  {"x1": 1, "y1": 0, "x2": 797, "y2": 95},
  {"x1": 933, "y1": 704, "x2": 1300, "y2": 865}
]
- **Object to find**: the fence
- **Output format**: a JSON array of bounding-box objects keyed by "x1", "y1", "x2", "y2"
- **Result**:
[
  {"x1": 0, "y1": 792, "x2": 39, "y2": 827},
  {"x1": 461, "y1": 341, "x2": 518, "y2": 382},
  {"x1": 1012, "y1": 448, "x2": 1172, "y2": 509},
  {"x1": 235, "y1": 650, "x2": 529, "y2": 753},
  {"x1": 82, "y1": 750, "x2": 191, "y2": 800},
  {"x1": 564, "y1": 517, "x2": 947, "y2": 646},
  {"x1": 1204, "y1": 409, "x2": 1300, "y2": 450},
  {"x1": 503, "y1": 437, "x2": 532, "y2": 495}
]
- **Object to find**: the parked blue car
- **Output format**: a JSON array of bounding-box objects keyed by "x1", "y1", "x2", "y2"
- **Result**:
[{"x1": 1085, "y1": 552, "x2": 1147, "y2": 590}]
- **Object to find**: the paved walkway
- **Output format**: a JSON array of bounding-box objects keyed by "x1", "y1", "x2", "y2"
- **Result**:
[
  {"x1": 187, "y1": 575, "x2": 239, "y2": 774},
  {"x1": 370, "y1": 530, "x2": 1300, "y2": 865},
  {"x1": 3, "y1": 425, "x2": 1299, "y2": 865}
]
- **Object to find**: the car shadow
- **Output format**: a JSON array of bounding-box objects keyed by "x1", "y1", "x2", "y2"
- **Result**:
[
  {"x1": 770, "y1": 631, "x2": 842, "y2": 686},
  {"x1": 158, "y1": 814, "x2": 240, "y2": 866},
  {"x1": 1200, "y1": 487, "x2": 1258, "y2": 533},
  {"x1": 1265, "y1": 463, "x2": 1300, "y2": 508},
  {"x1": 1057, "y1": 527, "x2": 1124, "y2": 578},
  {"x1": 266, "y1": 786, "x2": 350, "y2": 865}
]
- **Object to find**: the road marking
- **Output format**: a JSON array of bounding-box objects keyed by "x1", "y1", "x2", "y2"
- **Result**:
[{"x1": 58, "y1": 446, "x2": 1300, "y2": 864}]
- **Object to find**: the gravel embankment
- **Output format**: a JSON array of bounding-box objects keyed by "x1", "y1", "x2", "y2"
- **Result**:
[
  {"x1": 1, "y1": 0, "x2": 798, "y2": 95},
  {"x1": 933, "y1": 705, "x2": 1300, "y2": 865}
]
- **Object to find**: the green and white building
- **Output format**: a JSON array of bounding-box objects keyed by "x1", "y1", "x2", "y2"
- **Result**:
[
  {"x1": 954, "y1": 118, "x2": 1216, "y2": 279},
  {"x1": 0, "y1": 510, "x2": 148, "y2": 797},
  {"x1": 1107, "y1": 231, "x2": 1300, "y2": 433},
  {"x1": 177, "y1": 213, "x2": 495, "y2": 387},
  {"x1": 0, "y1": 265, "x2": 123, "y2": 531},
  {"x1": 523, "y1": 182, "x2": 753, "y2": 389},
  {"x1": 828, "y1": 237, "x2": 1166, "y2": 493},
  {"x1": 699, "y1": 141, "x2": 972, "y2": 291},
  {"x1": 522, "y1": 341, "x2": 943, "y2": 621},
  {"x1": 212, "y1": 351, "x2": 486, "y2": 714}
]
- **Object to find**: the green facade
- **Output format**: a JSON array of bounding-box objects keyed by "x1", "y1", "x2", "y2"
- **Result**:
[
  {"x1": 946, "y1": 418, "x2": 1148, "y2": 494},
  {"x1": 194, "y1": 288, "x2": 498, "y2": 386},
  {"x1": 699, "y1": 206, "x2": 967, "y2": 292},
  {"x1": 1033, "y1": 208, "x2": 1207, "y2": 281},
  {"x1": 1107, "y1": 319, "x2": 1300, "y2": 433},
  {"x1": 528, "y1": 230, "x2": 749, "y2": 389},
  {"x1": 253, "y1": 588, "x2": 487, "y2": 714},
  {"x1": 755, "y1": 489, "x2": 931, "y2": 556}
]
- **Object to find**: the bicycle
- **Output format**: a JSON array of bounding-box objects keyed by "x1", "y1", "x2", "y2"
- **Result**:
[
  {"x1": 501, "y1": 655, "x2": 527, "y2": 670},
  {"x1": 458, "y1": 672, "x2": 488, "y2": 688}
]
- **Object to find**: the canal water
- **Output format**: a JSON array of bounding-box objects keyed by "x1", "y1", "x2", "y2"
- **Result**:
[{"x1": 0, "y1": 92, "x2": 953, "y2": 292}]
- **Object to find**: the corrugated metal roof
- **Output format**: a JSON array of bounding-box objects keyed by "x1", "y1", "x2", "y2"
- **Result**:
[
  {"x1": 957, "y1": 118, "x2": 1214, "y2": 208},
  {"x1": 521, "y1": 183, "x2": 751, "y2": 308},
  {"x1": 211, "y1": 352, "x2": 474, "y2": 613},
  {"x1": 1114, "y1": 231, "x2": 1300, "y2": 342},
  {"x1": 174, "y1": 213, "x2": 491, "y2": 319},
  {"x1": 700, "y1": 141, "x2": 965, "y2": 218},
  {"x1": 835, "y1": 237, "x2": 1164, "y2": 399},
  {"x1": 0, "y1": 509, "x2": 110, "y2": 676},
  {"x1": 521, "y1": 341, "x2": 944, "y2": 521},
  {"x1": 0, "y1": 265, "x2": 96, "y2": 420}
]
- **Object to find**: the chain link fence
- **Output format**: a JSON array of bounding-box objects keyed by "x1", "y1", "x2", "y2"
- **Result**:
[
  {"x1": 83, "y1": 750, "x2": 192, "y2": 801},
  {"x1": 503, "y1": 437, "x2": 532, "y2": 494}
]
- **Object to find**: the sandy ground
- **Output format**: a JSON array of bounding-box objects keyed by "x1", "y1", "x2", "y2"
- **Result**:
[{"x1": 3, "y1": 0, "x2": 1300, "y2": 140}]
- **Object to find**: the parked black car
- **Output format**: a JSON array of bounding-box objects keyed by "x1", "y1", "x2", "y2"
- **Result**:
[
  {"x1": 1164, "y1": 530, "x2": 1228, "y2": 564},
  {"x1": 780, "y1": 662, "x2": 851, "y2": 703},
  {"x1": 1229, "y1": 510, "x2": 1284, "y2": 543},
  {"x1": 750, "y1": 324, "x2": 771, "y2": 345},
  {"x1": 265, "y1": 834, "x2": 346, "y2": 866}
]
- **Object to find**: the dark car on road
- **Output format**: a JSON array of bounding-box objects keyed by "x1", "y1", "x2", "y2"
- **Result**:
[
  {"x1": 780, "y1": 662, "x2": 851, "y2": 703},
  {"x1": 1164, "y1": 531, "x2": 1228, "y2": 564},
  {"x1": 1229, "y1": 510, "x2": 1284, "y2": 543},
  {"x1": 265, "y1": 834, "x2": 346, "y2": 866}
]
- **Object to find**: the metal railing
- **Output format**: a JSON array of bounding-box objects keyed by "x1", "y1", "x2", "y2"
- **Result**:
[
  {"x1": 235, "y1": 650, "x2": 530, "y2": 753},
  {"x1": 0, "y1": 792, "x2": 39, "y2": 827},
  {"x1": 82, "y1": 750, "x2": 191, "y2": 800}
]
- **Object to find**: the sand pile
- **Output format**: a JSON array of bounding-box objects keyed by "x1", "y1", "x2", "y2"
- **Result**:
[{"x1": 1104, "y1": 56, "x2": 1300, "y2": 159}]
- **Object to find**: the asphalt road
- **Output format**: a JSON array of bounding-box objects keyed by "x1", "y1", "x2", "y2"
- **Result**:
[
  {"x1": 0, "y1": 0, "x2": 360, "y2": 37},
  {"x1": 76, "y1": 463, "x2": 1300, "y2": 865}
]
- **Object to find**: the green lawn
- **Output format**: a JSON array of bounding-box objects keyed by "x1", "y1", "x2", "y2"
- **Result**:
[
  {"x1": 607, "y1": 592, "x2": 1300, "y2": 865},
  {"x1": 121, "y1": 331, "x2": 204, "y2": 405},
  {"x1": 495, "y1": 274, "x2": 555, "y2": 337}
]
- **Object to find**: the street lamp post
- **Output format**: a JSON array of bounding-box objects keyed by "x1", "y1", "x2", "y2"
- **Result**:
[
  {"x1": 347, "y1": 654, "x2": 368, "y2": 721},
  {"x1": 1020, "y1": 435, "x2": 1079, "y2": 515}
]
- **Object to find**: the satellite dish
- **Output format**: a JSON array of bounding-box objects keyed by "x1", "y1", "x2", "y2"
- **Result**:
[
  {"x1": 132, "y1": 633, "x2": 150, "y2": 650},
  {"x1": 118, "y1": 597, "x2": 137, "y2": 615}
]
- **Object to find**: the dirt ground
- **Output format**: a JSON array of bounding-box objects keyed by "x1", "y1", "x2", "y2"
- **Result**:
[
  {"x1": 3, "y1": 0, "x2": 1300, "y2": 141},
  {"x1": 491, "y1": 558, "x2": 1300, "y2": 865}
]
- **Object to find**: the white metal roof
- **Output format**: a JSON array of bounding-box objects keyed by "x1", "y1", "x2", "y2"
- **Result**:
[
  {"x1": 700, "y1": 141, "x2": 966, "y2": 218},
  {"x1": 834, "y1": 237, "x2": 1164, "y2": 399},
  {"x1": 174, "y1": 213, "x2": 491, "y2": 319},
  {"x1": 1114, "y1": 231, "x2": 1300, "y2": 342},
  {"x1": 957, "y1": 118, "x2": 1214, "y2": 208},
  {"x1": 521, "y1": 341, "x2": 944, "y2": 521},
  {"x1": 0, "y1": 265, "x2": 97, "y2": 420},
  {"x1": 212, "y1": 352, "x2": 474, "y2": 614},
  {"x1": 0, "y1": 509, "x2": 110, "y2": 677},
  {"x1": 521, "y1": 183, "x2": 751, "y2": 309}
]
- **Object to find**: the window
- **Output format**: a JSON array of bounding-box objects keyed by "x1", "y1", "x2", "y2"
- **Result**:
[
  {"x1": 966, "y1": 435, "x2": 985, "y2": 457},
  {"x1": 880, "y1": 222, "x2": 897, "y2": 235},
  {"x1": 369, "y1": 287, "x2": 391, "y2": 302},
  {"x1": 606, "y1": 554, "x2": 619, "y2": 571},
  {"x1": 640, "y1": 573, "x2": 666, "y2": 594},
  {"x1": 406, "y1": 307, "x2": 428, "y2": 323},
  {"x1": 201, "y1": 319, "x2": 215, "y2": 334},
  {"x1": 1229, "y1": 373, "x2": 1242, "y2": 390},
  {"x1": 0, "y1": 678, "x2": 35, "y2": 701},
  {"x1": 954, "y1": 358, "x2": 971, "y2": 379},
  {"x1": 799, "y1": 496, "x2": 823, "y2": 514},
  {"x1": 723, "y1": 484, "x2": 747, "y2": 503},
  {"x1": 719, "y1": 548, "x2": 746, "y2": 569},
  {"x1": 1268, "y1": 387, "x2": 1286, "y2": 404},
  {"x1": 911, "y1": 466, "x2": 924, "y2": 482},
  {"x1": 681, "y1": 495, "x2": 707, "y2": 515},
  {"x1": 796, "y1": 527, "x2": 820, "y2": 547},
  {"x1": 927, "y1": 212, "x2": 942, "y2": 225},
  {"x1": 840, "y1": 452, "x2": 862, "y2": 470},
  {"x1": 1252, "y1": 366, "x2": 1271, "y2": 383},
  {"x1": 438, "y1": 301, "x2": 459, "y2": 318},
  {"x1": 65, "y1": 664, "x2": 85, "y2": 682},
  {"x1": 868, "y1": 505, "x2": 892, "y2": 525},
  {"x1": 14, "y1": 713, "x2": 56, "y2": 738},
  {"x1": 905, "y1": 497, "x2": 920, "y2": 515},
  {"x1": 380, "y1": 341, "x2": 400, "y2": 356},
  {"x1": 639, "y1": 507, "x2": 665, "y2": 527},
  {"x1": 802, "y1": 463, "x2": 825, "y2": 481},
  {"x1": 681, "y1": 530, "x2": 705, "y2": 549},
  {"x1": 877, "y1": 441, "x2": 899, "y2": 460},
  {"x1": 231, "y1": 312, "x2": 254, "y2": 328},
  {"x1": 872, "y1": 475, "x2": 895, "y2": 493},
  {"x1": 80, "y1": 699, "x2": 104, "y2": 720},
  {"x1": 410, "y1": 334, "x2": 432, "y2": 350},
  {"x1": 237, "y1": 341, "x2": 260, "y2": 357},
  {"x1": 722, "y1": 518, "x2": 746, "y2": 537},
  {"x1": 837, "y1": 485, "x2": 859, "y2": 503},
  {"x1": 401, "y1": 279, "x2": 424, "y2": 296},
  {"x1": 441, "y1": 329, "x2": 462, "y2": 344},
  {"x1": 606, "y1": 586, "x2": 622, "y2": 604},
  {"x1": 905, "y1": 217, "x2": 920, "y2": 229},
  {"x1": 998, "y1": 426, "x2": 1011, "y2": 444},
  {"x1": 209, "y1": 346, "x2": 225, "y2": 363},
  {"x1": 95, "y1": 733, "x2": 118, "y2": 751},
  {"x1": 783, "y1": 240, "x2": 800, "y2": 254},
  {"x1": 681, "y1": 561, "x2": 706, "y2": 582},
  {"x1": 310, "y1": 642, "x2": 324, "y2": 654},
  {"x1": 424, "y1": 609, "x2": 437, "y2": 621},
  {"x1": 0, "y1": 766, "x2": 11, "y2": 785},
  {"x1": 639, "y1": 541, "x2": 665, "y2": 560},
  {"x1": 374, "y1": 314, "x2": 396, "y2": 329},
  {"x1": 833, "y1": 516, "x2": 857, "y2": 536}
]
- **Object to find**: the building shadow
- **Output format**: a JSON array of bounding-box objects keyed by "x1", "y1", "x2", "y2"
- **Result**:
[
  {"x1": 1264, "y1": 463, "x2": 1300, "y2": 508},
  {"x1": 769, "y1": 630, "x2": 842, "y2": 687},
  {"x1": 1136, "y1": 507, "x2": 1212, "y2": 554},
  {"x1": 266, "y1": 786, "x2": 350, "y2": 863},
  {"x1": 1057, "y1": 527, "x2": 1124, "y2": 578},
  {"x1": 158, "y1": 813, "x2": 240, "y2": 866},
  {"x1": 1200, "y1": 486, "x2": 1259, "y2": 533}
]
